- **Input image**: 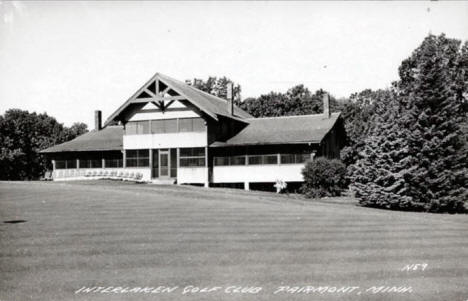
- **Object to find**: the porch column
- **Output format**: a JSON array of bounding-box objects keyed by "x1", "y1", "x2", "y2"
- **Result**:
[
  {"x1": 244, "y1": 182, "x2": 250, "y2": 191},
  {"x1": 177, "y1": 148, "x2": 181, "y2": 185},
  {"x1": 122, "y1": 150, "x2": 126, "y2": 168},
  {"x1": 52, "y1": 159, "x2": 56, "y2": 170},
  {"x1": 204, "y1": 146, "x2": 209, "y2": 188},
  {"x1": 149, "y1": 149, "x2": 153, "y2": 178},
  {"x1": 310, "y1": 151, "x2": 316, "y2": 161}
]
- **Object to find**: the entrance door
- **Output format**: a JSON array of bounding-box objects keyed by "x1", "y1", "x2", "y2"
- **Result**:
[{"x1": 159, "y1": 150, "x2": 169, "y2": 177}]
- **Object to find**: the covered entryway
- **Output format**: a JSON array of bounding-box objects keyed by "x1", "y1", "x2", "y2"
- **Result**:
[{"x1": 151, "y1": 149, "x2": 177, "y2": 181}]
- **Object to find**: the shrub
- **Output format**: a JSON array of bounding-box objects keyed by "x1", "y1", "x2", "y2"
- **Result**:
[{"x1": 301, "y1": 157, "x2": 347, "y2": 198}]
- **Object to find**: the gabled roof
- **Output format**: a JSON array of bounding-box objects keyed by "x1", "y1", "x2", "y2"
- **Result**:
[
  {"x1": 211, "y1": 112, "x2": 341, "y2": 146},
  {"x1": 157, "y1": 74, "x2": 252, "y2": 119},
  {"x1": 40, "y1": 126, "x2": 123, "y2": 153},
  {"x1": 104, "y1": 73, "x2": 252, "y2": 126}
]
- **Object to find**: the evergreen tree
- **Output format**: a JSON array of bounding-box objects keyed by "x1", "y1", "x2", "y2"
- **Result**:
[
  {"x1": 349, "y1": 91, "x2": 414, "y2": 209},
  {"x1": 350, "y1": 34, "x2": 468, "y2": 212},
  {"x1": 340, "y1": 89, "x2": 391, "y2": 166},
  {"x1": 397, "y1": 35, "x2": 468, "y2": 212}
]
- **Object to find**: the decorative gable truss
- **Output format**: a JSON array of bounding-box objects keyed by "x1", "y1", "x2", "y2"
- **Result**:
[
  {"x1": 132, "y1": 78, "x2": 186, "y2": 113},
  {"x1": 104, "y1": 74, "x2": 213, "y2": 126},
  {"x1": 104, "y1": 72, "x2": 253, "y2": 127}
]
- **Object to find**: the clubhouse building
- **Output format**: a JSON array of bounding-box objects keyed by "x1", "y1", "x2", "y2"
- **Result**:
[{"x1": 41, "y1": 73, "x2": 344, "y2": 190}]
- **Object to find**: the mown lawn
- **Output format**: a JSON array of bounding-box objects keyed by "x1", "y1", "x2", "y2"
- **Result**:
[{"x1": 0, "y1": 181, "x2": 467, "y2": 301}]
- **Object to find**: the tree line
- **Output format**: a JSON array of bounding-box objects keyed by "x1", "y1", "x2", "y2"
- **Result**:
[
  {"x1": 1, "y1": 34, "x2": 466, "y2": 212},
  {"x1": 191, "y1": 34, "x2": 468, "y2": 213},
  {"x1": 0, "y1": 110, "x2": 87, "y2": 180}
]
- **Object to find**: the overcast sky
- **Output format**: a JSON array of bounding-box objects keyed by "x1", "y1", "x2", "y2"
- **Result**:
[{"x1": 0, "y1": 1, "x2": 467, "y2": 127}]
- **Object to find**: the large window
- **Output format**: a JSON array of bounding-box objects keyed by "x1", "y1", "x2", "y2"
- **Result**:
[
  {"x1": 280, "y1": 154, "x2": 310, "y2": 164},
  {"x1": 151, "y1": 119, "x2": 177, "y2": 134},
  {"x1": 126, "y1": 121, "x2": 150, "y2": 135},
  {"x1": 104, "y1": 153, "x2": 123, "y2": 168},
  {"x1": 247, "y1": 154, "x2": 278, "y2": 165},
  {"x1": 126, "y1": 118, "x2": 205, "y2": 135},
  {"x1": 79, "y1": 159, "x2": 102, "y2": 168},
  {"x1": 214, "y1": 156, "x2": 246, "y2": 166},
  {"x1": 178, "y1": 118, "x2": 205, "y2": 132},
  {"x1": 179, "y1": 147, "x2": 205, "y2": 167},
  {"x1": 55, "y1": 159, "x2": 77, "y2": 169},
  {"x1": 126, "y1": 149, "x2": 150, "y2": 167}
]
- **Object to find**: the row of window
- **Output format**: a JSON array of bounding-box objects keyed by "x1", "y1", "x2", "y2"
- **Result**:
[
  {"x1": 56, "y1": 151, "x2": 310, "y2": 170},
  {"x1": 55, "y1": 159, "x2": 123, "y2": 169},
  {"x1": 213, "y1": 153, "x2": 311, "y2": 166},
  {"x1": 126, "y1": 149, "x2": 150, "y2": 167},
  {"x1": 126, "y1": 118, "x2": 205, "y2": 135},
  {"x1": 126, "y1": 148, "x2": 206, "y2": 168},
  {"x1": 179, "y1": 147, "x2": 205, "y2": 167}
]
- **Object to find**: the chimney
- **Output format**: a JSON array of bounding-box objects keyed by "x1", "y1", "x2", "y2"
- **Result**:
[
  {"x1": 323, "y1": 93, "x2": 330, "y2": 118},
  {"x1": 193, "y1": 78, "x2": 202, "y2": 86},
  {"x1": 226, "y1": 82, "x2": 234, "y2": 116},
  {"x1": 94, "y1": 110, "x2": 102, "y2": 131}
]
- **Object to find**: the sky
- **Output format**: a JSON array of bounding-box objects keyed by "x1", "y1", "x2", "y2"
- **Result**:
[{"x1": 0, "y1": 1, "x2": 467, "y2": 127}]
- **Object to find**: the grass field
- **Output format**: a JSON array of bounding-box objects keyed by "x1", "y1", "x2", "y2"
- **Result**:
[{"x1": 1, "y1": 181, "x2": 467, "y2": 301}]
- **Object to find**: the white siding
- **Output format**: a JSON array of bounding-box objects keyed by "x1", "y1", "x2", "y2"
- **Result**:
[
  {"x1": 212, "y1": 164, "x2": 304, "y2": 183},
  {"x1": 178, "y1": 167, "x2": 207, "y2": 184},
  {"x1": 124, "y1": 132, "x2": 207, "y2": 149}
]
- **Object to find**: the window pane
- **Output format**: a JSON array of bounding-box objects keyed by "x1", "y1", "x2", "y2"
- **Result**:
[
  {"x1": 91, "y1": 159, "x2": 102, "y2": 168},
  {"x1": 170, "y1": 149, "x2": 177, "y2": 177},
  {"x1": 126, "y1": 150, "x2": 137, "y2": 158},
  {"x1": 198, "y1": 158, "x2": 205, "y2": 166},
  {"x1": 67, "y1": 159, "x2": 77, "y2": 169},
  {"x1": 193, "y1": 148, "x2": 205, "y2": 156},
  {"x1": 105, "y1": 159, "x2": 122, "y2": 168},
  {"x1": 163, "y1": 119, "x2": 177, "y2": 133},
  {"x1": 137, "y1": 121, "x2": 149, "y2": 134},
  {"x1": 56, "y1": 160, "x2": 66, "y2": 169},
  {"x1": 192, "y1": 118, "x2": 205, "y2": 132},
  {"x1": 126, "y1": 158, "x2": 137, "y2": 167},
  {"x1": 152, "y1": 150, "x2": 159, "y2": 178},
  {"x1": 180, "y1": 157, "x2": 205, "y2": 167},
  {"x1": 178, "y1": 118, "x2": 192, "y2": 132},
  {"x1": 138, "y1": 158, "x2": 149, "y2": 167},
  {"x1": 231, "y1": 156, "x2": 246, "y2": 165},
  {"x1": 137, "y1": 149, "x2": 149, "y2": 158},
  {"x1": 281, "y1": 154, "x2": 295, "y2": 164},
  {"x1": 264, "y1": 155, "x2": 278, "y2": 164},
  {"x1": 151, "y1": 120, "x2": 164, "y2": 133},
  {"x1": 179, "y1": 148, "x2": 192, "y2": 157},
  {"x1": 126, "y1": 122, "x2": 137, "y2": 135},
  {"x1": 297, "y1": 154, "x2": 310, "y2": 163},
  {"x1": 214, "y1": 157, "x2": 228, "y2": 166},
  {"x1": 248, "y1": 156, "x2": 262, "y2": 165},
  {"x1": 179, "y1": 148, "x2": 205, "y2": 167}
]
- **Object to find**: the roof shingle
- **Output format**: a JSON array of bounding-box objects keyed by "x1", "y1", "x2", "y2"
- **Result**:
[
  {"x1": 211, "y1": 112, "x2": 341, "y2": 146},
  {"x1": 40, "y1": 126, "x2": 123, "y2": 153}
]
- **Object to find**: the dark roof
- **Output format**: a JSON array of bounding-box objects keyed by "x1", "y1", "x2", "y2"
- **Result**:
[
  {"x1": 211, "y1": 112, "x2": 341, "y2": 146},
  {"x1": 157, "y1": 74, "x2": 253, "y2": 119},
  {"x1": 42, "y1": 113, "x2": 341, "y2": 153},
  {"x1": 40, "y1": 126, "x2": 123, "y2": 153},
  {"x1": 104, "y1": 73, "x2": 252, "y2": 126}
]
